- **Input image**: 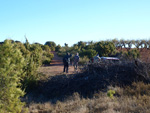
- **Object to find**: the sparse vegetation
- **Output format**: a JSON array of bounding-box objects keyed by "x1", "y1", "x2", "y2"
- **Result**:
[
  {"x1": 27, "y1": 82, "x2": 150, "y2": 113},
  {"x1": 1, "y1": 39, "x2": 150, "y2": 112}
]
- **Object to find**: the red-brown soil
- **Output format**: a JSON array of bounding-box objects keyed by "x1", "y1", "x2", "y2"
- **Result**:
[{"x1": 139, "y1": 49, "x2": 150, "y2": 62}]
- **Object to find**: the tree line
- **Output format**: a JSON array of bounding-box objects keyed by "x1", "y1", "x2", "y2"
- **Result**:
[
  {"x1": 111, "y1": 39, "x2": 150, "y2": 49},
  {"x1": 56, "y1": 39, "x2": 146, "y2": 64}
]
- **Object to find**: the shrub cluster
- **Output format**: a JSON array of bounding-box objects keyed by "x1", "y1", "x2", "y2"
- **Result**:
[
  {"x1": 0, "y1": 40, "x2": 25, "y2": 112},
  {"x1": 0, "y1": 39, "x2": 54, "y2": 112}
]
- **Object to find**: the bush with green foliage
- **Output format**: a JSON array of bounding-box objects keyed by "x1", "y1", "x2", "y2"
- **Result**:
[
  {"x1": 45, "y1": 41, "x2": 56, "y2": 51},
  {"x1": 107, "y1": 90, "x2": 115, "y2": 99},
  {"x1": 15, "y1": 39, "x2": 48, "y2": 91},
  {"x1": 42, "y1": 51, "x2": 54, "y2": 65},
  {"x1": 128, "y1": 49, "x2": 140, "y2": 59},
  {"x1": 121, "y1": 49, "x2": 140, "y2": 60},
  {"x1": 41, "y1": 45, "x2": 51, "y2": 52},
  {"x1": 41, "y1": 45, "x2": 54, "y2": 65},
  {"x1": 0, "y1": 40, "x2": 26, "y2": 113},
  {"x1": 21, "y1": 41, "x2": 44, "y2": 91},
  {"x1": 95, "y1": 41, "x2": 116, "y2": 57},
  {"x1": 57, "y1": 47, "x2": 70, "y2": 57},
  {"x1": 79, "y1": 49, "x2": 97, "y2": 59}
]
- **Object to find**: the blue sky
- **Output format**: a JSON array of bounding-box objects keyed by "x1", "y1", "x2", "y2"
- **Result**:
[{"x1": 0, "y1": 0, "x2": 150, "y2": 46}]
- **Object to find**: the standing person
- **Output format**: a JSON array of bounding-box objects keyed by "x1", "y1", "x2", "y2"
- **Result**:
[
  {"x1": 63, "y1": 52, "x2": 72, "y2": 73},
  {"x1": 73, "y1": 53, "x2": 80, "y2": 71}
]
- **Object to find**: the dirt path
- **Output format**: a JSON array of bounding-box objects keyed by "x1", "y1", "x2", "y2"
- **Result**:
[{"x1": 38, "y1": 52, "x2": 74, "y2": 76}]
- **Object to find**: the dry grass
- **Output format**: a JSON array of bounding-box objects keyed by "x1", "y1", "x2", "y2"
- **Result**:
[{"x1": 26, "y1": 82, "x2": 150, "y2": 113}]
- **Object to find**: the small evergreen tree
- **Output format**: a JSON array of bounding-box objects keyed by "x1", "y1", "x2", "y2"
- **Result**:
[
  {"x1": 0, "y1": 40, "x2": 26, "y2": 112},
  {"x1": 45, "y1": 41, "x2": 56, "y2": 51},
  {"x1": 95, "y1": 41, "x2": 116, "y2": 57},
  {"x1": 80, "y1": 49, "x2": 97, "y2": 58}
]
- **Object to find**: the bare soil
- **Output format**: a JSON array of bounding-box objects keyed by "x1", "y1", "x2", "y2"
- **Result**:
[{"x1": 139, "y1": 49, "x2": 150, "y2": 62}]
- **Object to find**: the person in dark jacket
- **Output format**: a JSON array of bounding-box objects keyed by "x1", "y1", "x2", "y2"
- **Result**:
[{"x1": 63, "y1": 52, "x2": 72, "y2": 73}]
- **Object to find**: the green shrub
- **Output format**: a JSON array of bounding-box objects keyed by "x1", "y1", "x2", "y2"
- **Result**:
[
  {"x1": 95, "y1": 41, "x2": 116, "y2": 57},
  {"x1": 45, "y1": 41, "x2": 56, "y2": 51},
  {"x1": 42, "y1": 52, "x2": 54, "y2": 65},
  {"x1": 21, "y1": 42, "x2": 44, "y2": 91},
  {"x1": 80, "y1": 49, "x2": 97, "y2": 59},
  {"x1": 0, "y1": 40, "x2": 26, "y2": 113},
  {"x1": 107, "y1": 90, "x2": 115, "y2": 99},
  {"x1": 128, "y1": 48, "x2": 140, "y2": 59},
  {"x1": 41, "y1": 45, "x2": 51, "y2": 52},
  {"x1": 42, "y1": 59, "x2": 51, "y2": 64},
  {"x1": 120, "y1": 49, "x2": 140, "y2": 60}
]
